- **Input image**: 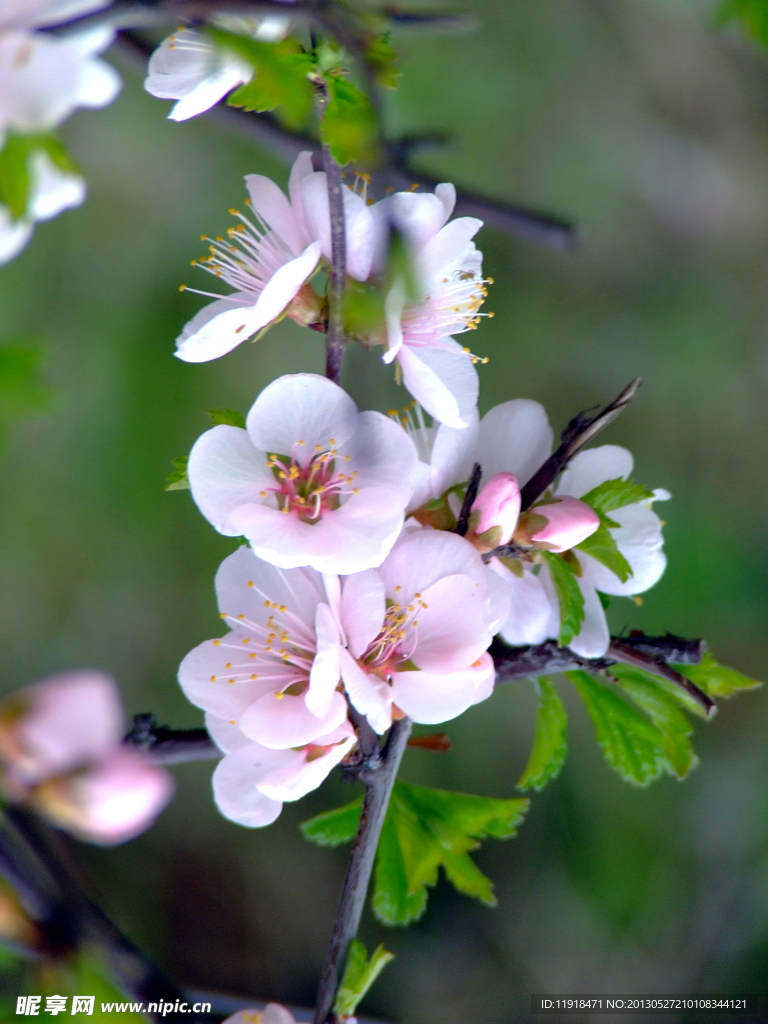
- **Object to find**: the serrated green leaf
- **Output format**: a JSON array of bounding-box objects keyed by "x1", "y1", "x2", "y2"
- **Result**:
[
  {"x1": 609, "y1": 662, "x2": 709, "y2": 720},
  {"x1": 576, "y1": 520, "x2": 632, "y2": 583},
  {"x1": 334, "y1": 940, "x2": 394, "y2": 1020},
  {"x1": 302, "y1": 782, "x2": 528, "y2": 927},
  {"x1": 216, "y1": 31, "x2": 314, "y2": 129},
  {"x1": 366, "y1": 33, "x2": 399, "y2": 89},
  {"x1": 320, "y1": 76, "x2": 378, "y2": 166},
  {"x1": 0, "y1": 135, "x2": 32, "y2": 219},
  {"x1": 517, "y1": 677, "x2": 568, "y2": 792},
  {"x1": 542, "y1": 551, "x2": 585, "y2": 647},
  {"x1": 580, "y1": 477, "x2": 655, "y2": 516},
  {"x1": 300, "y1": 796, "x2": 362, "y2": 847},
  {"x1": 206, "y1": 407, "x2": 246, "y2": 428},
  {"x1": 614, "y1": 668, "x2": 697, "y2": 778},
  {"x1": 568, "y1": 671, "x2": 677, "y2": 786},
  {"x1": 678, "y1": 652, "x2": 762, "y2": 699},
  {"x1": 165, "y1": 456, "x2": 189, "y2": 491}
]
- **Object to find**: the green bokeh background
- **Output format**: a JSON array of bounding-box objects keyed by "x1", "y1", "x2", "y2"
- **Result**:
[{"x1": 2, "y1": 0, "x2": 768, "y2": 1020}]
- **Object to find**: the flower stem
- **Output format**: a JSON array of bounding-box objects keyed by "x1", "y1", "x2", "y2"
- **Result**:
[
  {"x1": 322, "y1": 142, "x2": 348, "y2": 386},
  {"x1": 313, "y1": 717, "x2": 412, "y2": 1024}
]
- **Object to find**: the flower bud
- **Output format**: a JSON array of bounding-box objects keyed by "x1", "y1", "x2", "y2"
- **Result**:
[
  {"x1": 469, "y1": 472, "x2": 520, "y2": 548},
  {"x1": 528, "y1": 496, "x2": 600, "y2": 552},
  {"x1": 0, "y1": 672, "x2": 122, "y2": 786},
  {"x1": 30, "y1": 748, "x2": 173, "y2": 846},
  {"x1": 285, "y1": 282, "x2": 327, "y2": 332}
]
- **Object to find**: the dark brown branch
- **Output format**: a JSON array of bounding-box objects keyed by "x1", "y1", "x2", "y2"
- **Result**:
[
  {"x1": 607, "y1": 639, "x2": 715, "y2": 716},
  {"x1": 124, "y1": 713, "x2": 220, "y2": 764},
  {"x1": 113, "y1": 31, "x2": 580, "y2": 251},
  {"x1": 454, "y1": 461, "x2": 481, "y2": 536},
  {"x1": 313, "y1": 717, "x2": 412, "y2": 1024},
  {"x1": 519, "y1": 377, "x2": 643, "y2": 511}
]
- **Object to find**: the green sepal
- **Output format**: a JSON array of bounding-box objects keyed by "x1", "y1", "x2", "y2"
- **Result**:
[
  {"x1": 541, "y1": 551, "x2": 585, "y2": 647},
  {"x1": 678, "y1": 652, "x2": 762, "y2": 699},
  {"x1": 206, "y1": 408, "x2": 246, "y2": 428},
  {"x1": 343, "y1": 278, "x2": 386, "y2": 343},
  {"x1": 215, "y1": 31, "x2": 315, "y2": 129},
  {"x1": 320, "y1": 76, "x2": 378, "y2": 166},
  {"x1": 517, "y1": 677, "x2": 568, "y2": 792},
  {"x1": 366, "y1": 33, "x2": 400, "y2": 89},
  {"x1": 333, "y1": 940, "x2": 395, "y2": 1020},
  {"x1": 580, "y1": 477, "x2": 655, "y2": 516},
  {"x1": 165, "y1": 456, "x2": 190, "y2": 491},
  {"x1": 0, "y1": 133, "x2": 79, "y2": 220}
]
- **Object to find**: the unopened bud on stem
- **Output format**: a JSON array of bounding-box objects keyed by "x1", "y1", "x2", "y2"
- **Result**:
[
  {"x1": 468, "y1": 472, "x2": 520, "y2": 551},
  {"x1": 526, "y1": 496, "x2": 600, "y2": 552}
]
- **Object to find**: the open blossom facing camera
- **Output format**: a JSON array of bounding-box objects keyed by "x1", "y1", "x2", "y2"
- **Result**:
[
  {"x1": 401, "y1": 399, "x2": 668, "y2": 657},
  {"x1": 176, "y1": 150, "x2": 376, "y2": 362},
  {"x1": 187, "y1": 374, "x2": 417, "y2": 574},
  {"x1": 0, "y1": 672, "x2": 172, "y2": 844},
  {"x1": 145, "y1": 15, "x2": 290, "y2": 123},
  {"x1": 372, "y1": 184, "x2": 490, "y2": 429}
]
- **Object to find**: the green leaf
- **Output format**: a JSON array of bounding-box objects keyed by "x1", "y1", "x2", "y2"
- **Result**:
[
  {"x1": 568, "y1": 671, "x2": 679, "y2": 786},
  {"x1": 320, "y1": 76, "x2": 378, "y2": 166},
  {"x1": 206, "y1": 407, "x2": 246, "y2": 428},
  {"x1": 343, "y1": 278, "x2": 386, "y2": 342},
  {"x1": 613, "y1": 667, "x2": 697, "y2": 778},
  {"x1": 302, "y1": 783, "x2": 528, "y2": 927},
  {"x1": 719, "y1": 0, "x2": 768, "y2": 45},
  {"x1": 217, "y1": 31, "x2": 314, "y2": 129},
  {"x1": 366, "y1": 33, "x2": 399, "y2": 89},
  {"x1": 678, "y1": 652, "x2": 762, "y2": 699},
  {"x1": 333, "y1": 940, "x2": 395, "y2": 1020},
  {"x1": 0, "y1": 135, "x2": 32, "y2": 219},
  {"x1": 517, "y1": 677, "x2": 568, "y2": 792},
  {"x1": 542, "y1": 551, "x2": 585, "y2": 647},
  {"x1": 576, "y1": 520, "x2": 632, "y2": 583},
  {"x1": 165, "y1": 456, "x2": 189, "y2": 491},
  {"x1": 0, "y1": 344, "x2": 49, "y2": 415},
  {"x1": 580, "y1": 477, "x2": 655, "y2": 516},
  {"x1": 300, "y1": 796, "x2": 362, "y2": 847},
  {"x1": 609, "y1": 662, "x2": 709, "y2": 720}
]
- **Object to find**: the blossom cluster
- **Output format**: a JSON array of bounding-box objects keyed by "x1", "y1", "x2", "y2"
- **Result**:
[{"x1": 170, "y1": 159, "x2": 669, "y2": 828}]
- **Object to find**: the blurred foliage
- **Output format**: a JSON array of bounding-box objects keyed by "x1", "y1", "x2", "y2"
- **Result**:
[
  {"x1": 0, "y1": 344, "x2": 50, "y2": 445},
  {"x1": 1, "y1": 0, "x2": 768, "y2": 1019}
]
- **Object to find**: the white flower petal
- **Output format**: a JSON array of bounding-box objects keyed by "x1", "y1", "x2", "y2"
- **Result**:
[
  {"x1": 413, "y1": 573, "x2": 495, "y2": 672},
  {"x1": 476, "y1": 399, "x2": 553, "y2": 485},
  {"x1": 257, "y1": 726, "x2": 356, "y2": 801},
  {"x1": 379, "y1": 530, "x2": 486, "y2": 605},
  {"x1": 245, "y1": 172, "x2": 306, "y2": 254},
  {"x1": 390, "y1": 655, "x2": 495, "y2": 725},
  {"x1": 490, "y1": 560, "x2": 554, "y2": 646},
  {"x1": 418, "y1": 216, "x2": 483, "y2": 280},
  {"x1": 0, "y1": 208, "x2": 32, "y2": 264},
  {"x1": 397, "y1": 342, "x2": 478, "y2": 429},
  {"x1": 177, "y1": 637, "x2": 276, "y2": 719},
  {"x1": 240, "y1": 689, "x2": 347, "y2": 749},
  {"x1": 344, "y1": 410, "x2": 418, "y2": 498},
  {"x1": 27, "y1": 150, "x2": 85, "y2": 221},
  {"x1": 556, "y1": 445, "x2": 634, "y2": 498},
  {"x1": 205, "y1": 712, "x2": 250, "y2": 755},
  {"x1": 578, "y1": 504, "x2": 667, "y2": 597},
  {"x1": 568, "y1": 578, "x2": 610, "y2": 658},
  {"x1": 306, "y1": 602, "x2": 341, "y2": 718},
  {"x1": 169, "y1": 62, "x2": 248, "y2": 120},
  {"x1": 339, "y1": 648, "x2": 392, "y2": 734},
  {"x1": 212, "y1": 744, "x2": 285, "y2": 827},
  {"x1": 246, "y1": 373, "x2": 358, "y2": 458},
  {"x1": 340, "y1": 570, "x2": 385, "y2": 659},
  {"x1": 173, "y1": 301, "x2": 266, "y2": 363},
  {"x1": 187, "y1": 425, "x2": 274, "y2": 537}
]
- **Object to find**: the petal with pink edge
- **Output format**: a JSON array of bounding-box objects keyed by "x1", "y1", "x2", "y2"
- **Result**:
[
  {"x1": 578, "y1": 504, "x2": 666, "y2": 597},
  {"x1": 177, "y1": 637, "x2": 277, "y2": 719},
  {"x1": 245, "y1": 172, "x2": 306, "y2": 254},
  {"x1": 379, "y1": 530, "x2": 487, "y2": 605},
  {"x1": 307, "y1": 603, "x2": 342, "y2": 718},
  {"x1": 239, "y1": 689, "x2": 347, "y2": 749},
  {"x1": 397, "y1": 343, "x2": 478, "y2": 430},
  {"x1": 411, "y1": 574, "x2": 494, "y2": 673},
  {"x1": 390, "y1": 657, "x2": 495, "y2": 725},
  {"x1": 489, "y1": 561, "x2": 555, "y2": 646},
  {"x1": 344, "y1": 410, "x2": 418, "y2": 497},
  {"x1": 205, "y1": 713, "x2": 251, "y2": 755},
  {"x1": 258, "y1": 727, "x2": 356, "y2": 802},
  {"x1": 340, "y1": 570, "x2": 385, "y2": 659},
  {"x1": 212, "y1": 744, "x2": 286, "y2": 827},
  {"x1": 418, "y1": 217, "x2": 483, "y2": 280},
  {"x1": 247, "y1": 241, "x2": 321, "y2": 333},
  {"x1": 339, "y1": 648, "x2": 392, "y2": 734}
]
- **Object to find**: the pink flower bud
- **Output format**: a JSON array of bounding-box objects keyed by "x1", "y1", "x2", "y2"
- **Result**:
[
  {"x1": 223, "y1": 1006, "x2": 297, "y2": 1024},
  {"x1": 30, "y1": 748, "x2": 173, "y2": 846},
  {"x1": 0, "y1": 672, "x2": 123, "y2": 786},
  {"x1": 530, "y1": 496, "x2": 600, "y2": 552},
  {"x1": 470, "y1": 472, "x2": 520, "y2": 545}
]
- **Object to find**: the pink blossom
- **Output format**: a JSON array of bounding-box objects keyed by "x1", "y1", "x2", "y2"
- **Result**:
[
  {"x1": 222, "y1": 1005, "x2": 298, "y2": 1024},
  {"x1": 371, "y1": 184, "x2": 489, "y2": 428},
  {"x1": 187, "y1": 374, "x2": 418, "y2": 575},
  {"x1": 176, "y1": 152, "x2": 376, "y2": 362},
  {"x1": 470, "y1": 471, "x2": 520, "y2": 547},
  {"x1": 30, "y1": 748, "x2": 173, "y2": 846},
  {"x1": 178, "y1": 547, "x2": 350, "y2": 751},
  {"x1": 528, "y1": 495, "x2": 600, "y2": 552},
  {"x1": 207, "y1": 713, "x2": 355, "y2": 828}
]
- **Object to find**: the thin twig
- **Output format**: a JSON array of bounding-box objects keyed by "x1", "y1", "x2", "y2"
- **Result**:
[
  {"x1": 113, "y1": 31, "x2": 581, "y2": 251},
  {"x1": 607, "y1": 639, "x2": 715, "y2": 716},
  {"x1": 124, "y1": 713, "x2": 220, "y2": 764},
  {"x1": 454, "y1": 462, "x2": 481, "y2": 537},
  {"x1": 519, "y1": 377, "x2": 643, "y2": 511},
  {"x1": 313, "y1": 717, "x2": 412, "y2": 1024}
]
